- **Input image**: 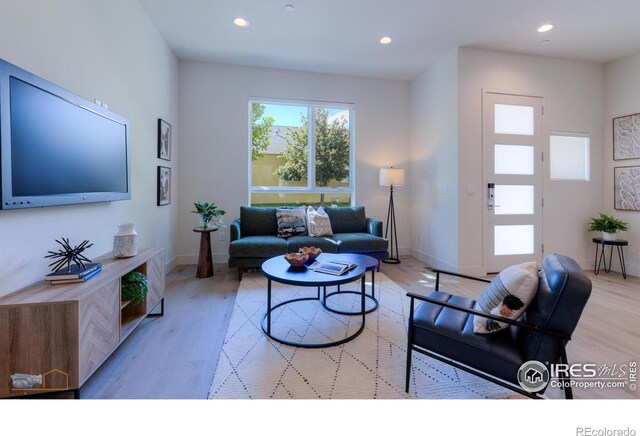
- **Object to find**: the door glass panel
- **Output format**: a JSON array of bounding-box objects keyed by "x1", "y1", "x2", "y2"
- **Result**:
[
  {"x1": 495, "y1": 104, "x2": 534, "y2": 135},
  {"x1": 494, "y1": 144, "x2": 534, "y2": 175},
  {"x1": 494, "y1": 185, "x2": 534, "y2": 215},
  {"x1": 494, "y1": 225, "x2": 534, "y2": 255}
]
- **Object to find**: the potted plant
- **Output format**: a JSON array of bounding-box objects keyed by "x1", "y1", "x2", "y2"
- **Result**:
[
  {"x1": 587, "y1": 213, "x2": 629, "y2": 241},
  {"x1": 121, "y1": 271, "x2": 148, "y2": 304},
  {"x1": 192, "y1": 202, "x2": 226, "y2": 230}
]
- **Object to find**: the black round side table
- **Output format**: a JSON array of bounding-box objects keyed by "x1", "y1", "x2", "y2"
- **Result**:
[{"x1": 592, "y1": 237, "x2": 628, "y2": 279}]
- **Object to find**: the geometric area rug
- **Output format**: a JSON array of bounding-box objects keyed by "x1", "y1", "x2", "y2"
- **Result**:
[{"x1": 208, "y1": 271, "x2": 514, "y2": 399}]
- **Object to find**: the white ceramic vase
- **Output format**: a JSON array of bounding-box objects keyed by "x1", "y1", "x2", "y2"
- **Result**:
[
  {"x1": 113, "y1": 223, "x2": 138, "y2": 258},
  {"x1": 602, "y1": 231, "x2": 618, "y2": 241}
]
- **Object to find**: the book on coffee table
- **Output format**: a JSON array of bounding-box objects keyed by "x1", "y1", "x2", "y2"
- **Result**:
[{"x1": 309, "y1": 259, "x2": 358, "y2": 276}]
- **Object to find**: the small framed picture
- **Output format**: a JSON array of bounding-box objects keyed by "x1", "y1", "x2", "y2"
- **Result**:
[
  {"x1": 157, "y1": 166, "x2": 171, "y2": 206},
  {"x1": 158, "y1": 119, "x2": 172, "y2": 161}
]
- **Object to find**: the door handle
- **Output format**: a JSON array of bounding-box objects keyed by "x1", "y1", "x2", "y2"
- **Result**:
[{"x1": 488, "y1": 183, "x2": 495, "y2": 210}]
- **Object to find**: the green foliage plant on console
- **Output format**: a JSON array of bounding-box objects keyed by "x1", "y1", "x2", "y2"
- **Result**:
[{"x1": 121, "y1": 271, "x2": 148, "y2": 304}]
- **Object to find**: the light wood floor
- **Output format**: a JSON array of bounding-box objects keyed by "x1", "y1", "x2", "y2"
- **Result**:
[
  {"x1": 81, "y1": 257, "x2": 639, "y2": 399},
  {"x1": 81, "y1": 264, "x2": 238, "y2": 399}
]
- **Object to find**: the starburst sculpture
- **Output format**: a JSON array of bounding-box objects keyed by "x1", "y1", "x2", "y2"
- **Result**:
[{"x1": 45, "y1": 237, "x2": 94, "y2": 273}]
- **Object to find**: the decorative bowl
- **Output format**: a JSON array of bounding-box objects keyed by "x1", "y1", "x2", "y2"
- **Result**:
[
  {"x1": 284, "y1": 252, "x2": 309, "y2": 268},
  {"x1": 299, "y1": 246, "x2": 322, "y2": 265}
]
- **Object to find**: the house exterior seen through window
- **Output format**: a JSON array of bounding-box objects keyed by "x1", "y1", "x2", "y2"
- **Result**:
[{"x1": 249, "y1": 99, "x2": 354, "y2": 207}]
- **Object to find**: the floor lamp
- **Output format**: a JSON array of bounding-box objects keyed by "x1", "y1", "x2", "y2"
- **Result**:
[{"x1": 380, "y1": 167, "x2": 404, "y2": 264}]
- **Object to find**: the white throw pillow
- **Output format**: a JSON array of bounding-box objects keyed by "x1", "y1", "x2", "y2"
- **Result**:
[
  {"x1": 307, "y1": 206, "x2": 333, "y2": 237},
  {"x1": 473, "y1": 261, "x2": 539, "y2": 334}
]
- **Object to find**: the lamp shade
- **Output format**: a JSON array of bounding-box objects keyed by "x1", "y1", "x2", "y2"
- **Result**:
[{"x1": 379, "y1": 167, "x2": 405, "y2": 187}]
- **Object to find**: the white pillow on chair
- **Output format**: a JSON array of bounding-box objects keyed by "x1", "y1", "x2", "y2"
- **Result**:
[{"x1": 473, "y1": 261, "x2": 539, "y2": 334}]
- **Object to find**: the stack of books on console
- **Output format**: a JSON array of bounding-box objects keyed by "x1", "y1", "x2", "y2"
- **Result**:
[{"x1": 45, "y1": 263, "x2": 102, "y2": 285}]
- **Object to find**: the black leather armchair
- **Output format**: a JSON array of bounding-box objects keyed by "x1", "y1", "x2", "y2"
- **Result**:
[{"x1": 406, "y1": 254, "x2": 592, "y2": 398}]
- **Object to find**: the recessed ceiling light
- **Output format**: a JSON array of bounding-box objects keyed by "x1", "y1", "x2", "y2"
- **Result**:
[
  {"x1": 538, "y1": 24, "x2": 553, "y2": 33},
  {"x1": 380, "y1": 36, "x2": 392, "y2": 45},
  {"x1": 233, "y1": 17, "x2": 249, "y2": 27},
  {"x1": 284, "y1": 4, "x2": 294, "y2": 12}
]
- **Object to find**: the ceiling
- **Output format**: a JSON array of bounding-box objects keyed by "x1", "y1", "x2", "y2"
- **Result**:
[{"x1": 139, "y1": 0, "x2": 640, "y2": 81}]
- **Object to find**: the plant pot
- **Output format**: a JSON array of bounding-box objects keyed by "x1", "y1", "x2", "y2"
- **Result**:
[
  {"x1": 200, "y1": 216, "x2": 213, "y2": 229},
  {"x1": 602, "y1": 231, "x2": 618, "y2": 241}
]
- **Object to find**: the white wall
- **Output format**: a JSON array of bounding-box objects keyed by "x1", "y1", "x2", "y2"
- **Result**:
[
  {"x1": 604, "y1": 52, "x2": 640, "y2": 276},
  {"x1": 410, "y1": 50, "x2": 460, "y2": 269},
  {"x1": 177, "y1": 62, "x2": 410, "y2": 263},
  {"x1": 0, "y1": 0, "x2": 179, "y2": 297},
  {"x1": 457, "y1": 48, "x2": 604, "y2": 273}
]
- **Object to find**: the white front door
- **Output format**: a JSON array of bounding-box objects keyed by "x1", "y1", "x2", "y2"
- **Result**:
[{"x1": 482, "y1": 92, "x2": 543, "y2": 273}]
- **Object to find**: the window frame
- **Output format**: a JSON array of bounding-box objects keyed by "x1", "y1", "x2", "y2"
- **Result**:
[
  {"x1": 248, "y1": 97, "x2": 356, "y2": 204},
  {"x1": 549, "y1": 131, "x2": 591, "y2": 182}
]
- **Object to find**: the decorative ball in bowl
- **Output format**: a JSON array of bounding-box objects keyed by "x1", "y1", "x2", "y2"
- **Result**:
[
  {"x1": 284, "y1": 252, "x2": 309, "y2": 268},
  {"x1": 299, "y1": 246, "x2": 322, "y2": 265}
]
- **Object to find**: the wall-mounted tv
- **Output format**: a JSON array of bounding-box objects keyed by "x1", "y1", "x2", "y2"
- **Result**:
[{"x1": 0, "y1": 58, "x2": 130, "y2": 210}]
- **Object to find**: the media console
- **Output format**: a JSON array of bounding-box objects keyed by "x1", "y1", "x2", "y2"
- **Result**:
[{"x1": 0, "y1": 248, "x2": 165, "y2": 398}]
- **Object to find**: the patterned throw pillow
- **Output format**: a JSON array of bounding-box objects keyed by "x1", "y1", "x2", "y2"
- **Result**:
[
  {"x1": 307, "y1": 206, "x2": 333, "y2": 237},
  {"x1": 473, "y1": 261, "x2": 539, "y2": 334},
  {"x1": 276, "y1": 207, "x2": 307, "y2": 238}
]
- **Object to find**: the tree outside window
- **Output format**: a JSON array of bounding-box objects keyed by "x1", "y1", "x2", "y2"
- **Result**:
[{"x1": 249, "y1": 101, "x2": 353, "y2": 207}]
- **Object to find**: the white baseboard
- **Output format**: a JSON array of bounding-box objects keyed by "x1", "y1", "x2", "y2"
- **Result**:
[
  {"x1": 165, "y1": 255, "x2": 179, "y2": 273},
  {"x1": 410, "y1": 248, "x2": 459, "y2": 272},
  {"x1": 574, "y1": 258, "x2": 594, "y2": 271}
]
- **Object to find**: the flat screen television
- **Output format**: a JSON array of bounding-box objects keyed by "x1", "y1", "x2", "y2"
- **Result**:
[{"x1": 0, "y1": 58, "x2": 130, "y2": 210}]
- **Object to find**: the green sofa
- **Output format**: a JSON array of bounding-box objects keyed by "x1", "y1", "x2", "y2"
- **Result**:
[{"x1": 228, "y1": 206, "x2": 389, "y2": 279}]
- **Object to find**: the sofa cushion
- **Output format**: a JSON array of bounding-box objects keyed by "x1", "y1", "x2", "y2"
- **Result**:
[
  {"x1": 307, "y1": 206, "x2": 333, "y2": 237},
  {"x1": 331, "y1": 233, "x2": 389, "y2": 253},
  {"x1": 324, "y1": 206, "x2": 366, "y2": 234},
  {"x1": 286, "y1": 236, "x2": 340, "y2": 254},
  {"x1": 240, "y1": 207, "x2": 278, "y2": 237},
  {"x1": 276, "y1": 207, "x2": 307, "y2": 238},
  {"x1": 473, "y1": 262, "x2": 539, "y2": 334},
  {"x1": 229, "y1": 235, "x2": 287, "y2": 258}
]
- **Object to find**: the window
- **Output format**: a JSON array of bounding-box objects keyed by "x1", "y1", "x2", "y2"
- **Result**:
[
  {"x1": 550, "y1": 133, "x2": 590, "y2": 181},
  {"x1": 249, "y1": 99, "x2": 354, "y2": 207}
]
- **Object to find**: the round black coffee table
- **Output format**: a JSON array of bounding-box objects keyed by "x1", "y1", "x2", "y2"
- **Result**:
[{"x1": 261, "y1": 253, "x2": 366, "y2": 348}]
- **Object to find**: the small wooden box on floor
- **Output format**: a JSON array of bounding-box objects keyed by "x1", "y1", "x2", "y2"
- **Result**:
[{"x1": 0, "y1": 248, "x2": 165, "y2": 398}]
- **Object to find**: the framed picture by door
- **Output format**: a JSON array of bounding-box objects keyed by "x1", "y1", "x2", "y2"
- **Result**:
[
  {"x1": 158, "y1": 166, "x2": 171, "y2": 206},
  {"x1": 158, "y1": 119, "x2": 172, "y2": 161}
]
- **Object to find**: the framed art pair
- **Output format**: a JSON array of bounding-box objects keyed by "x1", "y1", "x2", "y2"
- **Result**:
[
  {"x1": 613, "y1": 113, "x2": 640, "y2": 211},
  {"x1": 157, "y1": 119, "x2": 171, "y2": 206}
]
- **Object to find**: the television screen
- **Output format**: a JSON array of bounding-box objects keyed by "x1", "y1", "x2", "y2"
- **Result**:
[
  {"x1": 0, "y1": 58, "x2": 130, "y2": 209},
  {"x1": 10, "y1": 77, "x2": 128, "y2": 196}
]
